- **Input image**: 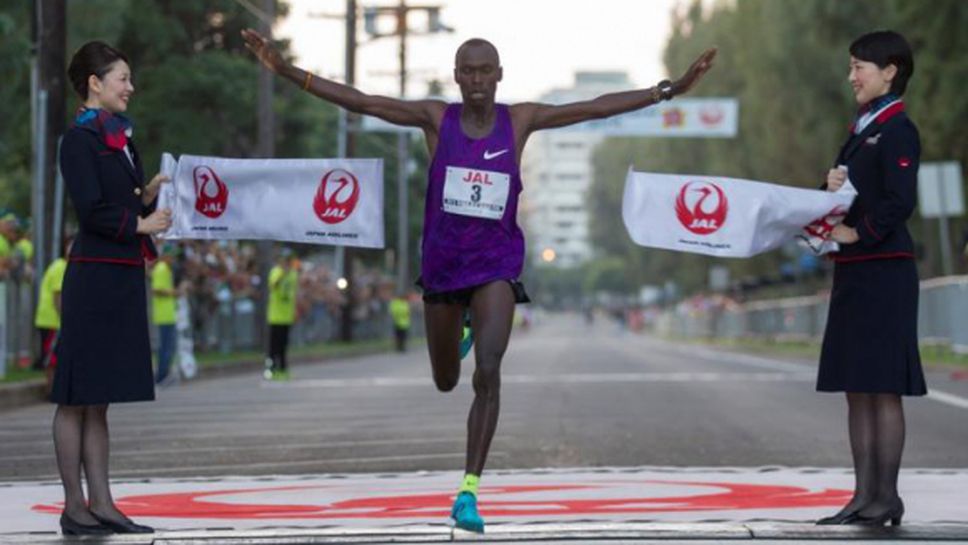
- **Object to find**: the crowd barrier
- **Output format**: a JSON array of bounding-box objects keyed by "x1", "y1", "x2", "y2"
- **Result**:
[
  {"x1": 654, "y1": 275, "x2": 968, "y2": 354},
  {"x1": 1, "y1": 279, "x2": 421, "y2": 378}
]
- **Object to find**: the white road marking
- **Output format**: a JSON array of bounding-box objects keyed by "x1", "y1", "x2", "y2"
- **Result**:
[
  {"x1": 279, "y1": 372, "x2": 814, "y2": 389},
  {"x1": 927, "y1": 389, "x2": 968, "y2": 410},
  {"x1": 0, "y1": 436, "x2": 476, "y2": 463},
  {"x1": 14, "y1": 451, "x2": 507, "y2": 481},
  {"x1": 635, "y1": 338, "x2": 811, "y2": 373}
]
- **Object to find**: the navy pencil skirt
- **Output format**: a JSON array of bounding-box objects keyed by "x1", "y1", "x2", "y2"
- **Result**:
[
  {"x1": 817, "y1": 258, "x2": 927, "y2": 396},
  {"x1": 50, "y1": 261, "x2": 155, "y2": 405}
]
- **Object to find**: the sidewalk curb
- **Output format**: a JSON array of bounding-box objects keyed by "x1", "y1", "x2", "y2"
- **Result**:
[
  {"x1": 0, "y1": 379, "x2": 47, "y2": 412},
  {"x1": 0, "y1": 343, "x2": 397, "y2": 413}
]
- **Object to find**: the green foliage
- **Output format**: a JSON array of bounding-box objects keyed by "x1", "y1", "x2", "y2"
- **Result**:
[
  {"x1": 102, "y1": 0, "x2": 332, "y2": 168},
  {"x1": 1, "y1": 1, "x2": 431, "y2": 275},
  {"x1": 588, "y1": 0, "x2": 968, "y2": 297},
  {"x1": 0, "y1": 4, "x2": 32, "y2": 216}
]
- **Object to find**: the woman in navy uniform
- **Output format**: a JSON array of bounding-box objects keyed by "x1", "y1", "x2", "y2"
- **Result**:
[
  {"x1": 50, "y1": 41, "x2": 171, "y2": 536},
  {"x1": 817, "y1": 30, "x2": 926, "y2": 527}
]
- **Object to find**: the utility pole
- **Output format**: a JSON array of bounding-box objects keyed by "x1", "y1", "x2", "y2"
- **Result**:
[
  {"x1": 339, "y1": 0, "x2": 358, "y2": 342},
  {"x1": 254, "y1": 0, "x2": 276, "y2": 347},
  {"x1": 395, "y1": 0, "x2": 410, "y2": 296},
  {"x1": 362, "y1": 1, "x2": 452, "y2": 294},
  {"x1": 24, "y1": 0, "x2": 66, "y2": 368},
  {"x1": 305, "y1": 0, "x2": 359, "y2": 341},
  {"x1": 33, "y1": 0, "x2": 66, "y2": 287}
]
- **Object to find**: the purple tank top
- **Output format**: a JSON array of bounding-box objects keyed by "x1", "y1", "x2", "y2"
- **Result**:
[{"x1": 421, "y1": 103, "x2": 525, "y2": 293}]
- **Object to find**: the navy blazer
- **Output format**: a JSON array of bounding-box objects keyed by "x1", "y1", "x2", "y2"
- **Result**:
[
  {"x1": 830, "y1": 102, "x2": 920, "y2": 262},
  {"x1": 59, "y1": 125, "x2": 157, "y2": 265}
]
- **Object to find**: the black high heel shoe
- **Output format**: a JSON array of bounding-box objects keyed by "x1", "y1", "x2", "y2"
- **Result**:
[
  {"x1": 851, "y1": 498, "x2": 905, "y2": 527},
  {"x1": 59, "y1": 512, "x2": 113, "y2": 536},
  {"x1": 816, "y1": 508, "x2": 861, "y2": 525},
  {"x1": 92, "y1": 512, "x2": 155, "y2": 534}
]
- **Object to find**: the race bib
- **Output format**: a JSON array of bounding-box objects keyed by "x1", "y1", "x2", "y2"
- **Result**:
[{"x1": 442, "y1": 166, "x2": 510, "y2": 220}]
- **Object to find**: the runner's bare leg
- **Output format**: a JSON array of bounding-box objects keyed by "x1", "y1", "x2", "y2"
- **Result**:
[
  {"x1": 465, "y1": 281, "x2": 515, "y2": 474},
  {"x1": 425, "y1": 302, "x2": 464, "y2": 392}
]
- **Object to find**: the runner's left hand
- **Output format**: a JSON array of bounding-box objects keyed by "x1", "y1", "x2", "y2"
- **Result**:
[
  {"x1": 242, "y1": 28, "x2": 287, "y2": 73},
  {"x1": 672, "y1": 48, "x2": 717, "y2": 96}
]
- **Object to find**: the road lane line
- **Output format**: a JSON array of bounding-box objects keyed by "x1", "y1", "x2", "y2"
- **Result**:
[
  {"x1": 927, "y1": 389, "x2": 968, "y2": 410},
  {"x1": 0, "y1": 436, "x2": 479, "y2": 463},
  {"x1": 277, "y1": 372, "x2": 814, "y2": 389},
  {"x1": 635, "y1": 339, "x2": 810, "y2": 373},
  {"x1": 10, "y1": 451, "x2": 508, "y2": 481}
]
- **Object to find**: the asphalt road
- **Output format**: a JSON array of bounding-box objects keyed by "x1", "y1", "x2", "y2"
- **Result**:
[{"x1": 2, "y1": 312, "x2": 967, "y2": 481}]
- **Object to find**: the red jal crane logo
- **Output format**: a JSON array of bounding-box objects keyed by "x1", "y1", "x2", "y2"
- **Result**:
[
  {"x1": 662, "y1": 107, "x2": 685, "y2": 127},
  {"x1": 314, "y1": 169, "x2": 360, "y2": 224},
  {"x1": 803, "y1": 205, "x2": 848, "y2": 239},
  {"x1": 193, "y1": 166, "x2": 229, "y2": 219},
  {"x1": 699, "y1": 105, "x2": 725, "y2": 126},
  {"x1": 675, "y1": 181, "x2": 729, "y2": 235}
]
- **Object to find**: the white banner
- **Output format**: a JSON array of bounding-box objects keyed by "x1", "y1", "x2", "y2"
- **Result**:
[
  {"x1": 158, "y1": 154, "x2": 384, "y2": 248},
  {"x1": 361, "y1": 98, "x2": 739, "y2": 138},
  {"x1": 622, "y1": 170, "x2": 857, "y2": 258},
  {"x1": 572, "y1": 98, "x2": 738, "y2": 138}
]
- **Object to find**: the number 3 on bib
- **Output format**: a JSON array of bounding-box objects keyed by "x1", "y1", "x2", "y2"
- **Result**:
[{"x1": 443, "y1": 166, "x2": 510, "y2": 220}]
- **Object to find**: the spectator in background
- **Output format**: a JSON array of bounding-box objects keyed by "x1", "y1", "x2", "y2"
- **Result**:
[
  {"x1": 151, "y1": 247, "x2": 179, "y2": 386},
  {"x1": 0, "y1": 210, "x2": 17, "y2": 277},
  {"x1": 33, "y1": 237, "x2": 73, "y2": 393},
  {"x1": 389, "y1": 292, "x2": 411, "y2": 352},
  {"x1": 15, "y1": 219, "x2": 34, "y2": 263},
  {"x1": 265, "y1": 248, "x2": 298, "y2": 381}
]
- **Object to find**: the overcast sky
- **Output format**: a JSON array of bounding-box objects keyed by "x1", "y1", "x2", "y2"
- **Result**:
[{"x1": 276, "y1": 0, "x2": 684, "y2": 102}]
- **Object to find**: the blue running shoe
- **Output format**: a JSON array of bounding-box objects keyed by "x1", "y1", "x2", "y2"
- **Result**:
[
  {"x1": 450, "y1": 491, "x2": 484, "y2": 533},
  {"x1": 459, "y1": 326, "x2": 474, "y2": 360}
]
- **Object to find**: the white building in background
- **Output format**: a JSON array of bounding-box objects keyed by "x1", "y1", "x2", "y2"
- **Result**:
[{"x1": 521, "y1": 71, "x2": 632, "y2": 268}]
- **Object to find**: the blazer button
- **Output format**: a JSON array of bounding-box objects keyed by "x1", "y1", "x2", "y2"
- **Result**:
[{"x1": 134, "y1": 187, "x2": 143, "y2": 196}]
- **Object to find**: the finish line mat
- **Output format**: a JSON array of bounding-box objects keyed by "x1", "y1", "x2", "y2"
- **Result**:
[{"x1": 2, "y1": 466, "x2": 966, "y2": 534}]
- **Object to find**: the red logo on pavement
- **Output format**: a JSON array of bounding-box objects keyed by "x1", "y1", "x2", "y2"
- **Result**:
[
  {"x1": 314, "y1": 169, "x2": 360, "y2": 224},
  {"x1": 802, "y1": 205, "x2": 848, "y2": 240},
  {"x1": 31, "y1": 481, "x2": 850, "y2": 520},
  {"x1": 675, "y1": 182, "x2": 729, "y2": 235},
  {"x1": 194, "y1": 166, "x2": 229, "y2": 219}
]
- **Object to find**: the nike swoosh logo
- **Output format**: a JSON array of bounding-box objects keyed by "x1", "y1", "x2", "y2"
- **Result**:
[{"x1": 483, "y1": 149, "x2": 509, "y2": 160}]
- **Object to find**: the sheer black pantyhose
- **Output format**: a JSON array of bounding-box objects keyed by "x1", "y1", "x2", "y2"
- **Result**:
[
  {"x1": 838, "y1": 392, "x2": 906, "y2": 517},
  {"x1": 53, "y1": 404, "x2": 129, "y2": 524}
]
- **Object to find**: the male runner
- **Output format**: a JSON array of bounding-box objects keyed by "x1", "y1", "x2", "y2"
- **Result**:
[{"x1": 243, "y1": 29, "x2": 715, "y2": 532}]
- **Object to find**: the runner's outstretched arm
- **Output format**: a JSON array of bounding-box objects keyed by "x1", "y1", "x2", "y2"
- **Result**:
[
  {"x1": 517, "y1": 48, "x2": 717, "y2": 133},
  {"x1": 241, "y1": 29, "x2": 444, "y2": 132}
]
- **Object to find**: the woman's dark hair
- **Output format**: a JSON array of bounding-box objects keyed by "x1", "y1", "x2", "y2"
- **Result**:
[
  {"x1": 67, "y1": 41, "x2": 130, "y2": 100},
  {"x1": 849, "y1": 30, "x2": 914, "y2": 96}
]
